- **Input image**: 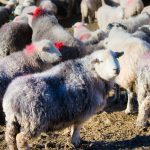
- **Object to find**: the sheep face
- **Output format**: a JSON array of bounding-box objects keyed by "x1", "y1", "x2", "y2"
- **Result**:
[
  {"x1": 92, "y1": 50, "x2": 123, "y2": 81},
  {"x1": 107, "y1": 23, "x2": 127, "y2": 32},
  {"x1": 35, "y1": 40, "x2": 62, "y2": 64}
]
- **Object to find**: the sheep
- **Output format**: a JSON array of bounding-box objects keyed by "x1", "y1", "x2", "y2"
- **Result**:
[
  {"x1": 119, "y1": 0, "x2": 144, "y2": 18},
  {"x1": 96, "y1": 0, "x2": 124, "y2": 31},
  {"x1": 73, "y1": 22, "x2": 108, "y2": 45},
  {"x1": 117, "y1": 12, "x2": 150, "y2": 33},
  {"x1": 0, "y1": 18, "x2": 32, "y2": 58},
  {"x1": 0, "y1": 39, "x2": 62, "y2": 124},
  {"x1": 81, "y1": 0, "x2": 102, "y2": 23},
  {"x1": 136, "y1": 53, "x2": 150, "y2": 127},
  {"x1": 142, "y1": 6, "x2": 150, "y2": 14},
  {"x1": 3, "y1": 49, "x2": 123, "y2": 149},
  {"x1": 29, "y1": 7, "x2": 88, "y2": 61},
  {"x1": 105, "y1": 23, "x2": 150, "y2": 114},
  {"x1": 14, "y1": 0, "x2": 57, "y2": 16},
  {"x1": 133, "y1": 25, "x2": 150, "y2": 44},
  {"x1": 0, "y1": 5, "x2": 13, "y2": 28}
]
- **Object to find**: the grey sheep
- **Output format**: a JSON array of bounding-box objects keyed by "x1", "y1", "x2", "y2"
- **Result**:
[
  {"x1": 105, "y1": 24, "x2": 150, "y2": 114},
  {"x1": 0, "y1": 19, "x2": 32, "y2": 58},
  {"x1": 133, "y1": 25, "x2": 150, "y2": 44},
  {"x1": 3, "y1": 49, "x2": 123, "y2": 149},
  {"x1": 116, "y1": 12, "x2": 150, "y2": 33},
  {"x1": 0, "y1": 39, "x2": 62, "y2": 124},
  {"x1": 29, "y1": 8, "x2": 87, "y2": 61},
  {"x1": 136, "y1": 52, "x2": 150, "y2": 127}
]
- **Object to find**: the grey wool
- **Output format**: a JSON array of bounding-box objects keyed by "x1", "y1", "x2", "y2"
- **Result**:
[
  {"x1": 3, "y1": 50, "x2": 123, "y2": 149},
  {"x1": 0, "y1": 20, "x2": 32, "y2": 58}
]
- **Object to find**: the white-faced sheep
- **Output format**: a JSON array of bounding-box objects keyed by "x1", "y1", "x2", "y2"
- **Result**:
[
  {"x1": 105, "y1": 23, "x2": 150, "y2": 114},
  {"x1": 0, "y1": 18, "x2": 32, "y2": 58},
  {"x1": 73, "y1": 22, "x2": 108, "y2": 44},
  {"x1": 29, "y1": 7, "x2": 88, "y2": 61},
  {"x1": 3, "y1": 49, "x2": 123, "y2": 149},
  {"x1": 142, "y1": 6, "x2": 150, "y2": 14},
  {"x1": 96, "y1": 0, "x2": 124, "y2": 31},
  {"x1": 13, "y1": 0, "x2": 57, "y2": 16},
  {"x1": 133, "y1": 25, "x2": 150, "y2": 44},
  {"x1": 119, "y1": 0, "x2": 144, "y2": 18},
  {"x1": 81, "y1": 0, "x2": 102, "y2": 23},
  {"x1": 0, "y1": 39, "x2": 62, "y2": 124},
  {"x1": 116, "y1": 12, "x2": 150, "y2": 33},
  {"x1": 136, "y1": 53, "x2": 150, "y2": 127}
]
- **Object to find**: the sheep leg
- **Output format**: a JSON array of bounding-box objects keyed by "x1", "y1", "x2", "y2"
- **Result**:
[
  {"x1": 136, "y1": 96, "x2": 150, "y2": 127},
  {"x1": 70, "y1": 124, "x2": 82, "y2": 147},
  {"x1": 125, "y1": 90, "x2": 135, "y2": 114},
  {"x1": 5, "y1": 122, "x2": 18, "y2": 150},
  {"x1": 16, "y1": 132, "x2": 31, "y2": 150}
]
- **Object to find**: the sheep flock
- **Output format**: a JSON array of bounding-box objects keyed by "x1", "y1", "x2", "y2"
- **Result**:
[{"x1": 0, "y1": 0, "x2": 150, "y2": 149}]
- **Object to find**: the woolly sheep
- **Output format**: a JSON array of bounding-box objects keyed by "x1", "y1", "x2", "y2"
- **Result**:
[
  {"x1": 81, "y1": 0, "x2": 102, "y2": 23},
  {"x1": 133, "y1": 25, "x2": 150, "y2": 44},
  {"x1": 29, "y1": 8, "x2": 88, "y2": 61},
  {"x1": 96, "y1": 0, "x2": 124, "y2": 31},
  {"x1": 73, "y1": 22, "x2": 107, "y2": 44},
  {"x1": 105, "y1": 24, "x2": 150, "y2": 114},
  {"x1": 119, "y1": 0, "x2": 144, "y2": 18},
  {"x1": 142, "y1": 6, "x2": 150, "y2": 14},
  {"x1": 0, "y1": 19, "x2": 32, "y2": 58},
  {"x1": 3, "y1": 49, "x2": 123, "y2": 149},
  {"x1": 116, "y1": 12, "x2": 150, "y2": 33},
  {"x1": 0, "y1": 39, "x2": 62, "y2": 123},
  {"x1": 13, "y1": 0, "x2": 57, "y2": 16},
  {"x1": 136, "y1": 53, "x2": 150, "y2": 127}
]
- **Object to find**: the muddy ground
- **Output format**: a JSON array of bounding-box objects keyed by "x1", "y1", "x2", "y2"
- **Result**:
[{"x1": 1, "y1": 16, "x2": 150, "y2": 150}]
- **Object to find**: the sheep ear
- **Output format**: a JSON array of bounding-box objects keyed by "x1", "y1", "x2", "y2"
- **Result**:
[{"x1": 114, "y1": 52, "x2": 124, "y2": 58}]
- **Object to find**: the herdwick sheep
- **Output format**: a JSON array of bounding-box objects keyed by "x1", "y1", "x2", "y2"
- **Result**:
[
  {"x1": 14, "y1": 0, "x2": 57, "y2": 16},
  {"x1": 133, "y1": 25, "x2": 150, "y2": 44},
  {"x1": 119, "y1": 0, "x2": 144, "y2": 18},
  {"x1": 0, "y1": 39, "x2": 62, "y2": 124},
  {"x1": 29, "y1": 7, "x2": 88, "y2": 61},
  {"x1": 105, "y1": 23, "x2": 150, "y2": 114},
  {"x1": 80, "y1": 0, "x2": 102, "y2": 23},
  {"x1": 96, "y1": 0, "x2": 124, "y2": 31},
  {"x1": 73, "y1": 22, "x2": 108, "y2": 44},
  {"x1": 0, "y1": 19, "x2": 32, "y2": 58},
  {"x1": 3, "y1": 49, "x2": 123, "y2": 149},
  {"x1": 116, "y1": 12, "x2": 150, "y2": 33},
  {"x1": 136, "y1": 53, "x2": 150, "y2": 127},
  {"x1": 142, "y1": 6, "x2": 150, "y2": 15}
]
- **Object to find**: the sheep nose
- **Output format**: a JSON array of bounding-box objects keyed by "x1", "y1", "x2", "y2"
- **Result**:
[{"x1": 113, "y1": 68, "x2": 120, "y2": 75}]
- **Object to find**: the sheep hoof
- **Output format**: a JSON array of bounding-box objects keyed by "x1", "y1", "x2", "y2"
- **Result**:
[
  {"x1": 125, "y1": 108, "x2": 135, "y2": 114},
  {"x1": 71, "y1": 138, "x2": 81, "y2": 148}
]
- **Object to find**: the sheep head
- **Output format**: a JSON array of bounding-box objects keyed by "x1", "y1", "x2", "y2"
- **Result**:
[{"x1": 91, "y1": 50, "x2": 124, "y2": 81}]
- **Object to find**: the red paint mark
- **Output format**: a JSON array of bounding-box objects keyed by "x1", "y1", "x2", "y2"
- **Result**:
[
  {"x1": 79, "y1": 34, "x2": 91, "y2": 41},
  {"x1": 33, "y1": 7, "x2": 44, "y2": 17},
  {"x1": 127, "y1": 0, "x2": 133, "y2": 5},
  {"x1": 54, "y1": 42, "x2": 64, "y2": 50},
  {"x1": 25, "y1": 44, "x2": 36, "y2": 54}
]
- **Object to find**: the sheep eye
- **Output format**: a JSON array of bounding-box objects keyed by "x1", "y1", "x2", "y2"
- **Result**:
[
  {"x1": 96, "y1": 59, "x2": 103, "y2": 63},
  {"x1": 43, "y1": 47, "x2": 50, "y2": 52}
]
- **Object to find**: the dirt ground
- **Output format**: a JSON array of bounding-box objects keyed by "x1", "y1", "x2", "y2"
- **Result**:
[{"x1": 1, "y1": 16, "x2": 150, "y2": 150}]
